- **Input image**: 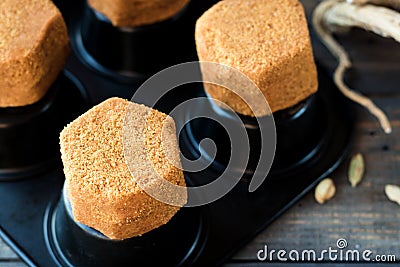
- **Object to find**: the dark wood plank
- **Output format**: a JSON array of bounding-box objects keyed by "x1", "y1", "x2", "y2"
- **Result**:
[
  {"x1": 0, "y1": 263, "x2": 28, "y2": 267},
  {"x1": 0, "y1": 238, "x2": 26, "y2": 266},
  {"x1": 312, "y1": 31, "x2": 400, "y2": 95},
  {"x1": 304, "y1": 0, "x2": 400, "y2": 95},
  {"x1": 224, "y1": 264, "x2": 390, "y2": 267},
  {"x1": 0, "y1": 238, "x2": 22, "y2": 261},
  {"x1": 232, "y1": 99, "x2": 400, "y2": 262}
]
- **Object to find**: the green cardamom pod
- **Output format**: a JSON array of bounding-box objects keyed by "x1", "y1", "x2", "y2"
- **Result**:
[{"x1": 348, "y1": 153, "x2": 365, "y2": 187}]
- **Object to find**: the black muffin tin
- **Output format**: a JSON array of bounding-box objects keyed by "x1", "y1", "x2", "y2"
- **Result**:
[
  {"x1": 0, "y1": 72, "x2": 89, "y2": 181},
  {"x1": 0, "y1": 0, "x2": 353, "y2": 266}
]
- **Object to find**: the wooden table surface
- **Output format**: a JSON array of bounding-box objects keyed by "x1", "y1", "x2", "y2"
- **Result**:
[{"x1": 1, "y1": 0, "x2": 399, "y2": 266}]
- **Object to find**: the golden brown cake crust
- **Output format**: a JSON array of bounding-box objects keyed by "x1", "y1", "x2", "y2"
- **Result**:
[
  {"x1": 195, "y1": 0, "x2": 318, "y2": 116},
  {"x1": 88, "y1": 0, "x2": 190, "y2": 27},
  {"x1": 60, "y1": 97, "x2": 187, "y2": 240},
  {"x1": 0, "y1": 0, "x2": 70, "y2": 107}
]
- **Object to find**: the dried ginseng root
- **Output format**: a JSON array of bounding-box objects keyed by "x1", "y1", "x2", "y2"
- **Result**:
[
  {"x1": 313, "y1": 0, "x2": 400, "y2": 134},
  {"x1": 348, "y1": 0, "x2": 400, "y2": 10},
  {"x1": 315, "y1": 178, "x2": 336, "y2": 204},
  {"x1": 348, "y1": 153, "x2": 365, "y2": 187},
  {"x1": 385, "y1": 184, "x2": 400, "y2": 205}
]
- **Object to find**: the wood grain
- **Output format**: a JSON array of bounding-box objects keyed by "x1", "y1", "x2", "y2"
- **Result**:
[
  {"x1": 0, "y1": 238, "x2": 24, "y2": 267},
  {"x1": 233, "y1": 102, "x2": 400, "y2": 261},
  {"x1": 0, "y1": 239, "x2": 20, "y2": 261},
  {"x1": 0, "y1": 263, "x2": 28, "y2": 267},
  {"x1": 1, "y1": 0, "x2": 400, "y2": 266}
]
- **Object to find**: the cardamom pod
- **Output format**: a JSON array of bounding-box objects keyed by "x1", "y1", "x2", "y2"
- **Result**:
[
  {"x1": 385, "y1": 184, "x2": 400, "y2": 205},
  {"x1": 348, "y1": 153, "x2": 365, "y2": 187},
  {"x1": 315, "y1": 178, "x2": 336, "y2": 204}
]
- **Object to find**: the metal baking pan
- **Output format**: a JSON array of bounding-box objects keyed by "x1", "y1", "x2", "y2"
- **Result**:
[{"x1": 0, "y1": 0, "x2": 353, "y2": 266}]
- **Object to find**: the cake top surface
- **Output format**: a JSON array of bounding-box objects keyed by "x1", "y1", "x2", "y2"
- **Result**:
[
  {"x1": 60, "y1": 97, "x2": 184, "y2": 199},
  {"x1": 88, "y1": 0, "x2": 190, "y2": 27},
  {"x1": 195, "y1": 0, "x2": 310, "y2": 74},
  {"x1": 0, "y1": 0, "x2": 60, "y2": 61}
]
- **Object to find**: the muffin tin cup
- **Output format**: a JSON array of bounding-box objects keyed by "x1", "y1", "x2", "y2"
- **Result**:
[
  {"x1": 270, "y1": 93, "x2": 326, "y2": 175},
  {"x1": 44, "y1": 184, "x2": 208, "y2": 267},
  {"x1": 72, "y1": 0, "x2": 196, "y2": 81},
  {"x1": 0, "y1": 71, "x2": 89, "y2": 181},
  {"x1": 180, "y1": 91, "x2": 326, "y2": 181}
]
